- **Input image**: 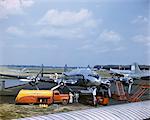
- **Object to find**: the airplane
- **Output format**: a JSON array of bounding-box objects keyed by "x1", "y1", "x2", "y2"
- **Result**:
[
  {"x1": 0, "y1": 66, "x2": 112, "y2": 96},
  {"x1": 57, "y1": 67, "x2": 134, "y2": 96},
  {"x1": 109, "y1": 63, "x2": 150, "y2": 80},
  {"x1": 61, "y1": 68, "x2": 110, "y2": 87},
  {"x1": 0, "y1": 66, "x2": 134, "y2": 96},
  {"x1": 108, "y1": 63, "x2": 150, "y2": 94},
  {"x1": 54, "y1": 68, "x2": 112, "y2": 97},
  {"x1": 0, "y1": 67, "x2": 53, "y2": 90}
]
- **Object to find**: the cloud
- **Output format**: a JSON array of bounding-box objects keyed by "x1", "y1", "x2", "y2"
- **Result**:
[
  {"x1": 77, "y1": 29, "x2": 124, "y2": 53},
  {"x1": 37, "y1": 9, "x2": 100, "y2": 40},
  {"x1": 21, "y1": 0, "x2": 34, "y2": 7},
  {"x1": 38, "y1": 9, "x2": 97, "y2": 27},
  {"x1": 98, "y1": 30, "x2": 121, "y2": 43},
  {"x1": 113, "y1": 46, "x2": 125, "y2": 51},
  {"x1": 13, "y1": 44, "x2": 57, "y2": 49},
  {"x1": 0, "y1": 0, "x2": 34, "y2": 19},
  {"x1": 132, "y1": 35, "x2": 150, "y2": 46},
  {"x1": 131, "y1": 16, "x2": 148, "y2": 24},
  {"x1": 38, "y1": 27, "x2": 85, "y2": 39},
  {"x1": 6, "y1": 26, "x2": 25, "y2": 36},
  {"x1": 78, "y1": 43, "x2": 125, "y2": 54}
]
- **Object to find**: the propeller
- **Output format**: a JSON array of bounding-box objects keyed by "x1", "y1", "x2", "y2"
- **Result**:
[
  {"x1": 127, "y1": 78, "x2": 133, "y2": 94},
  {"x1": 100, "y1": 80, "x2": 111, "y2": 97},
  {"x1": 119, "y1": 76, "x2": 133, "y2": 94},
  {"x1": 19, "y1": 68, "x2": 43, "y2": 90},
  {"x1": 19, "y1": 79, "x2": 33, "y2": 82},
  {"x1": 100, "y1": 79, "x2": 111, "y2": 97},
  {"x1": 128, "y1": 83, "x2": 132, "y2": 94},
  {"x1": 106, "y1": 82, "x2": 111, "y2": 97},
  {"x1": 108, "y1": 88, "x2": 111, "y2": 97}
]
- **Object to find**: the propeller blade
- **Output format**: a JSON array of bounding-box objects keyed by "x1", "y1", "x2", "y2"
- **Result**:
[
  {"x1": 41, "y1": 64, "x2": 44, "y2": 77},
  {"x1": 35, "y1": 70, "x2": 42, "y2": 79},
  {"x1": 128, "y1": 83, "x2": 132, "y2": 94},
  {"x1": 108, "y1": 88, "x2": 111, "y2": 97},
  {"x1": 35, "y1": 84, "x2": 39, "y2": 90},
  {"x1": 20, "y1": 79, "x2": 32, "y2": 82}
]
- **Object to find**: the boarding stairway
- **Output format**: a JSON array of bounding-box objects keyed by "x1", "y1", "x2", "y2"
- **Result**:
[
  {"x1": 112, "y1": 81, "x2": 127, "y2": 100},
  {"x1": 128, "y1": 84, "x2": 150, "y2": 102}
]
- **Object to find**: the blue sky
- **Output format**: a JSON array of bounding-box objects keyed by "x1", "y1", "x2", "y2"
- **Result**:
[{"x1": 0, "y1": 0, "x2": 149, "y2": 66}]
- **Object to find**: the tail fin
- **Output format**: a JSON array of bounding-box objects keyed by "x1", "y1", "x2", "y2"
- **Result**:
[
  {"x1": 41, "y1": 64, "x2": 44, "y2": 77},
  {"x1": 131, "y1": 63, "x2": 141, "y2": 73},
  {"x1": 21, "y1": 68, "x2": 26, "y2": 73},
  {"x1": 64, "y1": 64, "x2": 68, "y2": 72}
]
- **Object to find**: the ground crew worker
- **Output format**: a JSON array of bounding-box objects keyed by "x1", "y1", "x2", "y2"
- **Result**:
[
  {"x1": 74, "y1": 93, "x2": 79, "y2": 103},
  {"x1": 69, "y1": 92, "x2": 74, "y2": 103},
  {"x1": 92, "y1": 87, "x2": 97, "y2": 106}
]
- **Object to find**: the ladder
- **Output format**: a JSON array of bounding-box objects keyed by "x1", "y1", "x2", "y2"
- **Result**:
[
  {"x1": 128, "y1": 84, "x2": 150, "y2": 102},
  {"x1": 114, "y1": 81, "x2": 127, "y2": 100}
]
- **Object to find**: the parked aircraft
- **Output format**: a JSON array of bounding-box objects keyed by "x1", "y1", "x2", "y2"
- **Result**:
[
  {"x1": 0, "y1": 67, "x2": 112, "y2": 96},
  {"x1": 62, "y1": 68, "x2": 110, "y2": 87},
  {"x1": 56, "y1": 68, "x2": 112, "y2": 97},
  {"x1": 0, "y1": 68, "x2": 53, "y2": 90},
  {"x1": 0, "y1": 65, "x2": 136, "y2": 95},
  {"x1": 21, "y1": 68, "x2": 111, "y2": 94},
  {"x1": 110, "y1": 63, "x2": 150, "y2": 79},
  {"x1": 109, "y1": 63, "x2": 150, "y2": 94}
]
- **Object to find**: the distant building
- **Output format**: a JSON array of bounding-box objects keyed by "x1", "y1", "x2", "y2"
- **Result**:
[{"x1": 94, "y1": 64, "x2": 150, "y2": 70}]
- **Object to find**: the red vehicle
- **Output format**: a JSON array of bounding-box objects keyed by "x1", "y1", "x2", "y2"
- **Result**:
[{"x1": 15, "y1": 89, "x2": 69, "y2": 105}]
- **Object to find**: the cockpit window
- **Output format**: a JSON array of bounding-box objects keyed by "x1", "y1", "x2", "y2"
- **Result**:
[{"x1": 64, "y1": 75, "x2": 83, "y2": 80}]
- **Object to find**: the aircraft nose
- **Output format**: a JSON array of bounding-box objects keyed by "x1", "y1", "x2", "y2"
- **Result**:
[{"x1": 94, "y1": 78, "x2": 101, "y2": 85}]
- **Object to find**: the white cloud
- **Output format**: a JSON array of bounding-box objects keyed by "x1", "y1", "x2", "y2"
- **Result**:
[
  {"x1": 0, "y1": 0, "x2": 34, "y2": 19},
  {"x1": 6, "y1": 26, "x2": 25, "y2": 36},
  {"x1": 98, "y1": 30, "x2": 121, "y2": 43},
  {"x1": 38, "y1": 9, "x2": 97, "y2": 27},
  {"x1": 133, "y1": 35, "x2": 150, "y2": 46},
  {"x1": 95, "y1": 47, "x2": 110, "y2": 53},
  {"x1": 113, "y1": 46, "x2": 125, "y2": 51},
  {"x1": 76, "y1": 29, "x2": 124, "y2": 53},
  {"x1": 78, "y1": 43, "x2": 125, "y2": 54},
  {"x1": 36, "y1": 9, "x2": 100, "y2": 40},
  {"x1": 13, "y1": 44, "x2": 57, "y2": 49},
  {"x1": 77, "y1": 44, "x2": 93, "y2": 50},
  {"x1": 77, "y1": 30, "x2": 126, "y2": 54},
  {"x1": 38, "y1": 27, "x2": 85, "y2": 39},
  {"x1": 21, "y1": 0, "x2": 34, "y2": 7},
  {"x1": 131, "y1": 16, "x2": 148, "y2": 24}
]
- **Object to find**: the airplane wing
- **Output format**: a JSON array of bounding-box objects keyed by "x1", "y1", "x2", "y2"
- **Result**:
[
  {"x1": 109, "y1": 68, "x2": 125, "y2": 77},
  {"x1": 64, "y1": 68, "x2": 99, "y2": 79},
  {"x1": 0, "y1": 73, "x2": 55, "y2": 83},
  {"x1": 0, "y1": 73, "x2": 27, "y2": 79}
]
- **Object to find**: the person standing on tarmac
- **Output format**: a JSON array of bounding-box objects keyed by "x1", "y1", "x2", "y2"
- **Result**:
[
  {"x1": 92, "y1": 87, "x2": 97, "y2": 106},
  {"x1": 74, "y1": 93, "x2": 79, "y2": 103},
  {"x1": 69, "y1": 92, "x2": 74, "y2": 103}
]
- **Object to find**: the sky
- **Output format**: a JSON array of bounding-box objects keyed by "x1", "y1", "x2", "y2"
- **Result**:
[{"x1": 0, "y1": 0, "x2": 149, "y2": 66}]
